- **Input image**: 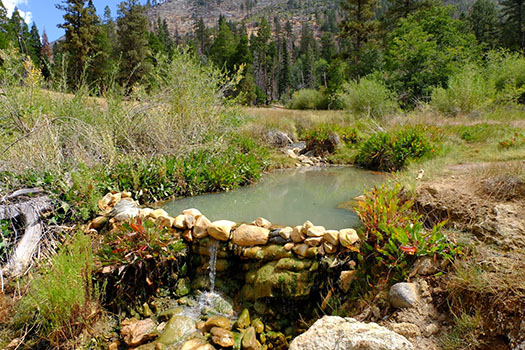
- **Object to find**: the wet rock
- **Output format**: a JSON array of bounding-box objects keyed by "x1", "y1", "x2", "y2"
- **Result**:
[
  {"x1": 150, "y1": 208, "x2": 169, "y2": 220},
  {"x1": 254, "y1": 217, "x2": 272, "y2": 228},
  {"x1": 242, "y1": 246, "x2": 263, "y2": 259},
  {"x1": 323, "y1": 230, "x2": 339, "y2": 245},
  {"x1": 289, "y1": 316, "x2": 413, "y2": 350},
  {"x1": 182, "y1": 208, "x2": 202, "y2": 217},
  {"x1": 284, "y1": 242, "x2": 294, "y2": 251},
  {"x1": 183, "y1": 229, "x2": 193, "y2": 242},
  {"x1": 181, "y1": 338, "x2": 215, "y2": 350},
  {"x1": 232, "y1": 224, "x2": 270, "y2": 246},
  {"x1": 174, "y1": 215, "x2": 187, "y2": 229},
  {"x1": 339, "y1": 229, "x2": 359, "y2": 248},
  {"x1": 193, "y1": 215, "x2": 211, "y2": 239},
  {"x1": 304, "y1": 236, "x2": 323, "y2": 247},
  {"x1": 252, "y1": 319, "x2": 265, "y2": 333},
  {"x1": 306, "y1": 225, "x2": 325, "y2": 237},
  {"x1": 389, "y1": 282, "x2": 419, "y2": 308},
  {"x1": 291, "y1": 226, "x2": 306, "y2": 243},
  {"x1": 120, "y1": 318, "x2": 157, "y2": 347},
  {"x1": 205, "y1": 316, "x2": 231, "y2": 331},
  {"x1": 278, "y1": 226, "x2": 293, "y2": 240},
  {"x1": 322, "y1": 241, "x2": 337, "y2": 254},
  {"x1": 301, "y1": 221, "x2": 314, "y2": 234},
  {"x1": 259, "y1": 244, "x2": 293, "y2": 260},
  {"x1": 158, "y1": 315, "x2": 195, "y2": 346},
  {"x1": 185, "y1": 215, "x2": 195, "y2": 229},
  {"x1": 268, "y1": 235, "x2": 288, "y2": 245},
  {"x1": 111, "y1": 198, "x2": 139, "y2": 221},
  {"x1": 175, "y1": 278, "x2": 191, "y2": 297},
  {"x1": 89, "y1": 216, "x2": 108, "y2": 230},
  {"x1": 242, "y1": 327, "x2": 261, "y2": 350},
  {"x1": 211, "y1": 327, "x2": 235, "y2": 347},
  {"x1": 208, "y1": 220, "x2": 236, "y2": 241},
  {"x1": 235, "y1": 309, "x2": 250, "y2": 329},
  {"x1": 293, "y1": 244, "x2": 318, "y2": 258}
]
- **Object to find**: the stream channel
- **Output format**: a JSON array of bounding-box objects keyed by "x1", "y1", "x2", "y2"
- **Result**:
[{"x1": 164, "y1": 166, "x2": 385, "y2": 230}]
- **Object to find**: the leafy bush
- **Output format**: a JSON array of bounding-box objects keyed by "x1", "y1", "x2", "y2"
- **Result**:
[
  {"x1": 355, "y1": 129, "x2": 433, "y2": 171},
  {"x1": 98, "y1": 218, "x2": 186, "y2": 305},
  {"x1": 15, "y1": 233, "x2": 100, "y2": 345},
  {"x1": 337, "y1": 77, "x2": 398, "y2": 118},
  {"x1": 486, "y1": 51, "x2": 525, "y2": 104},
  {"x1": 355, "y1": 184, "x2": 459, "y2": 279},
  {"x1": 431, "y1": 64, "x2": 492, "y2": 115},
  {"x1": 289, "y1": 89, "x2": 329, "y2": 110}
]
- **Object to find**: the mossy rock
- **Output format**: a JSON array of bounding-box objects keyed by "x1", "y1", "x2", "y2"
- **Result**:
[
  {"x1": 175, "y1": 278, "x2": 191, "y2": 297},
  {"x1": 275, "y1": 257, "x2": 313, "y2": 272},
  {"x1": 252, "y1": 261, "x2": 316, "y2": 299}
]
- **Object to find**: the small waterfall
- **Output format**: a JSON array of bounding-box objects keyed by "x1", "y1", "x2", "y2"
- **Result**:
[{"x1": 208, "y1": 239, "x2": 219, "y2": 292}]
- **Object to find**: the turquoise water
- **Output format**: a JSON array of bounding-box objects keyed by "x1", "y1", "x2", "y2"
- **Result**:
[{"x1": 163, "y1": 166, "x2": 384, "y2": 230}]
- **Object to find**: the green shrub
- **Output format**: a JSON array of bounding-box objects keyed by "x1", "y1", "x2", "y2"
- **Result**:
[
  {"x1": 431, "y1": 64, "x2": 492, "y2": 116},
  {"x1": 355, "y1": 128, "x2": 433, "y2": 171},
  {"x1": 15, "y1": 233, "x2": 100, "y2": 345},
  {"x1": 289, "y1": 89, "x2": 329, "y2": 110},
  {"x1": 98, "y1": 218, "x2": 186, "y2": 305},
  {"x1": 337, "y1": 77, "x2": 398, "y2": 118},
  {"x1": 354, "y1": 184, "x2": 459, "y2": 280},
  {"x1": 486, "y1": 51, "x2": 525, "y2": 104}
]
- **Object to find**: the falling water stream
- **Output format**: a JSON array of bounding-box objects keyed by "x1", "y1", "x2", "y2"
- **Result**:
[{"x1": 208, "y1": 239, "x2": 219, "y2": 292}]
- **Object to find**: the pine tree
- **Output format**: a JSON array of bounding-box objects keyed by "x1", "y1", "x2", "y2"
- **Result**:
[
  {"x1": 0, "y1": 0, "x2": 9, "y2": 49},
  {"x1": 468, "y1": 0, "x2": 500, "y2": 49},
  {"x1": 251, "y1": 17, "x2": 271, "y2": 101},
  {"x1": 501, "y1": 0, "x2": 525, "y2": 49},
  {"x1": 386, "y1": 0, "x2": 431, "y2": 26},
  {"x1": 210, "y1": 16, "x2": 236, "y2": 70},
  {"x1": 340, "y1": 0, "x2": 379, "y2": 65},
  {"x1": 117, "y1": 0, "x2": 152, "y2": 86},
  {"x1": 56, "y1": 0, "x2": 100, "y2": 85},
  {"x1": 278, "y1": 38, "x2": 291, "y2": 99},
  {"x1": 194, "y1": 18, "x2": 211, "y2": 57},
  {"x1": 28, "y1": 23, "x2": 42, "y2": 65},
  {"x1": 9, "y1": 8, "x2": 31, "y2": 55},
  {"x1": 320, "y1": 32, "x2": 337, "y2": 62}
]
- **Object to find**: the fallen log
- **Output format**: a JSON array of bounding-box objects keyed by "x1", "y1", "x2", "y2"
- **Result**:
[{"x1": 0, "y1": 189, "x2": 53, "y2": 278}]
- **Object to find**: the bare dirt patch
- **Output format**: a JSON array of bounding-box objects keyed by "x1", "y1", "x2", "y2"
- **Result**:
[{"x1": 414, "y1": 161, "x2": 525, "y2": 250}]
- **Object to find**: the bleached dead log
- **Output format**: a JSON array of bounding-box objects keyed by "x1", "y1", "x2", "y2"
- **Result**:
[{"x1": 0, "y1": 189, "x2": 53, "y2": 278}]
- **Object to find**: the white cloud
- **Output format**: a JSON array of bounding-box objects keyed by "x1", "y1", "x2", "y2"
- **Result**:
[{"x1": 4, "y1": 0, "x2": 33, "y2": 24}]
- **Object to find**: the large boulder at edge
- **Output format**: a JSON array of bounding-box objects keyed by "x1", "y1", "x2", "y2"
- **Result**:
[{"x1": 289, "y1": 316, "x2": 413, "y2": 350}]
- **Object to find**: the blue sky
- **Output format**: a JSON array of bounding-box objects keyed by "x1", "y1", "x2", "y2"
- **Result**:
[{"x1": 3, "y1": 0, "x2": 146, "y2": 41}]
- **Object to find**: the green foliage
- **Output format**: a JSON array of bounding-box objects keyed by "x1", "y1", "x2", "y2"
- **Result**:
[
  {"x1": 431, "y1": 64, "x2": 491, "y2": 115},
  {"x1": 355, "y1": 128, "x2": 433, "y2": 171},
  {"x1": 337, "y1": 76, "x2": 398, "y2": 118},
  {"x1": 385, "y1": 6, "x2": 479, "y2": 105},
  {"x1": 486, "y1": 51, "x2": 525, "y2": 104},
  {"x1": 15, "y1": 233, "x2": 99, "y2": 345},
  {"x1": 0, "y1": 219, "x2": 10, "y2": 263},
  {"x1": 289, "y1": 89, "x2": 329, "y2": 110},
  {"x1": 355, "y1": 184, "x2": 459, "y2": 280},
  {"x1": 97, "y1": 218, "x2": 186, "y2": 306}
]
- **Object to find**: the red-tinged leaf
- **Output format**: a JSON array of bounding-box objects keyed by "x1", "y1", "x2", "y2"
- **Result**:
[
  {"x1": 146, "y1": 277, "x2": 153, "y2": 286},
  {"x1": 400, "y1": 246, "x2": 417, "y2": 255}
]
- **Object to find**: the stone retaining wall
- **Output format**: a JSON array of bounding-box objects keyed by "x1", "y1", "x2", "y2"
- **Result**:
[{"x1": 91, "y1": 192, "x2": 360, "y2": 300}]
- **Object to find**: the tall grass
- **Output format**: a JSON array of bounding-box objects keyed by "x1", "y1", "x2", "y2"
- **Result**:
[{"x1": 14, "y1": 233, "x2": 100, "y2": 345}]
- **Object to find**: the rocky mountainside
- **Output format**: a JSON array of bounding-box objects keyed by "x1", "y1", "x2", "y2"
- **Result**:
[{"x1": 146, "y1": 0, "x2": 338, "y2": 37}]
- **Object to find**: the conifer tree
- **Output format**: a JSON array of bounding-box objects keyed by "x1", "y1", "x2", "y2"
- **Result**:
[
  {"x1": 9, "y1": 8, "x2": 31, "y2": 55},
  {"x1": 56, "y1": 0, "x2": 99, "y2": 85},
  {"x1": 340, "y1": 0, "x2": 379, "y2": 65},
  {"x1": 194, "y1": 18, "x2": 211, "y2": 56},
  {"x1": 501, "y1": 0, "x2": 525, "y2": 49},
  {"x1": 41, "y1": 30, "x2": 52, "y2": 78},
  {"x1": 468, "y1": 0, "x2": 500, "y2": 49},
  {"x1": 210, "y1": 16, "x2": 236, "y2": 70},
  {"x1": 117, "y1": 0, "x2": 151, "y2": 86},
  {"x1": 0, "y1": 0, "x2": 9, "y2": 49},
  {"x1": 278, "y1": 38, "x2": 291, "y2": 99},
  {"x1": 28, "y1": 23, "x2": 42, "y2": 65}
]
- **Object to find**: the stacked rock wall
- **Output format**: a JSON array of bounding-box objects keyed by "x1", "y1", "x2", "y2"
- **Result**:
[{"x1": 92, "y1": 192, "x2": 361, "y2": 302}]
